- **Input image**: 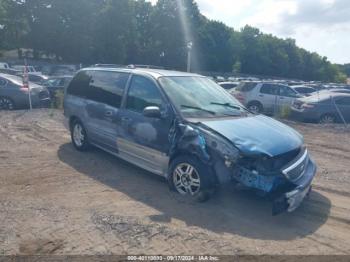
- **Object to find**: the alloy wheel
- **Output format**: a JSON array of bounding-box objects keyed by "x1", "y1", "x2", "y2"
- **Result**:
[
  {"x1": 173, "y1": 163, "x2": 201, "y2": 195},
  {"x1": 320, "y1": 115, "x2": 335, "y2": 124},
  {"x1": 73, "y1": 123, "x2": 85, "y2": 147},
  {"x1": 248, "y1": 105, "x2": 260, "y2": 114},
  {"x1": 0, "y1": 97, "x2": 14, "y2": 110}
]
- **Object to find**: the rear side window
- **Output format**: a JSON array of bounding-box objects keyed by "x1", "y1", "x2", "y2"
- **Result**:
[
  {"x1": 236, "y1": 82, "x2": 256, "y2": 92},
  {"x1": 67, "y1": 71, "x2": 92, "y2": 97},
  {"x1": 260, "y1": 84, "x2": 278, "y2": 95},
  {"x1": 89, "y1": 71, "x2": 129, "y2": 108},
  {"x1": 126, "y1": 75, "x2": 163, "y2": 113}
]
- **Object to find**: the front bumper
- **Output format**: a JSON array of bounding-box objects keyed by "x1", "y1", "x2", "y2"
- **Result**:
[
  {"x1": 272, "y1": 158, "x2": 317, "y2": 215},
  {"x1": 289, "y1": 108, "x2": 320, "y2": 123}
]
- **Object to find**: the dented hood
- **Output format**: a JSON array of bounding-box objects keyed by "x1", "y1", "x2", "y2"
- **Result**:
[{"x1": 200, "y1": 115, "x2": 303, "y2": 157}]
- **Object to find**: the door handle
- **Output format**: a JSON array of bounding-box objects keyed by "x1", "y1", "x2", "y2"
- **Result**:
[
  {"x1": 279, "y1": 97, "x2": 285, "y2": 100},
  {"x1": 259, "y1": 94, "x2": 264, "y2": 97},
  {"x1": 105, "y1": 110, "x2": 113, "y2": 117}
]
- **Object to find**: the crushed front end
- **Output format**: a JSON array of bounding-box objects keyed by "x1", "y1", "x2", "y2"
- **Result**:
[
  {"x1": 229, "y1": 147, "x2": 317, "y2": 215},
  {"x1": 180, "y1": 116, "x2": 317, "y2": 215}
]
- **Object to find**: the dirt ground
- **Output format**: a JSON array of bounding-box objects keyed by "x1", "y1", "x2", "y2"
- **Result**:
[{"x1": 0, "y1": 109, "x2": 350, "y2": 255}]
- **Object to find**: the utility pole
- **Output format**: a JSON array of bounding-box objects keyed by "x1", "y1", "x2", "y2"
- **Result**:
[
  {"x1": 23, "y1": 58, "x2": 32, "y2": 110},
  {"x1": 187, "y1": 42, "x2": 193, "y2": 72}
]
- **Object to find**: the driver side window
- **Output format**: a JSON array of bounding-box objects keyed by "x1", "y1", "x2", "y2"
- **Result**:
[{"x1": 126, "y1": 75, "x2": 163, "y2": 113}]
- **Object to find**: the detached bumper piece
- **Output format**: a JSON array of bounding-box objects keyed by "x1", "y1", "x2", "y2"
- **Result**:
[
  {"x1": 272, "y1": 157, "x2": 316, "y2": 215},
  {"x1": 272, "y1": 185, "x2": 312, "y2": 215}
]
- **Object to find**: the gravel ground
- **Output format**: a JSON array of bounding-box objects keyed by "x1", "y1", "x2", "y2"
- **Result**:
[{"x1": 0, "y1": 109, "x2": 350, "y2": 255}]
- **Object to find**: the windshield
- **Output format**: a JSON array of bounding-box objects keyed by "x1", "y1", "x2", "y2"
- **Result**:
[{"x1": 159, "y1": 76, "x2": 247, "y2": 118}]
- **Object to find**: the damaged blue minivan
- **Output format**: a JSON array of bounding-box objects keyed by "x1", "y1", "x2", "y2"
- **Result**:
[{"x1": 64, "y1": 68, "x2": 317, "y2": 215}]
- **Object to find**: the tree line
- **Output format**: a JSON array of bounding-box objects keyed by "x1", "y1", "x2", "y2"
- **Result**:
[{"x1": 0, "y1": 0, "x2": 347, "y2": 82}]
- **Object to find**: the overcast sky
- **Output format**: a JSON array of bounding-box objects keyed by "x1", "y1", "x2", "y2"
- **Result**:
[{"x1": 149, "y1": 0, "x2": 350, "y2": 64}]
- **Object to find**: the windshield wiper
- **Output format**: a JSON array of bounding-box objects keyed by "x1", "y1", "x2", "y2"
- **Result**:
[
  {"x1": 180, "y1": 105, "x2": 216, "y2": 115},
  {"x1": 210, "y1": 102, "x2": 250, "y2": 113}
]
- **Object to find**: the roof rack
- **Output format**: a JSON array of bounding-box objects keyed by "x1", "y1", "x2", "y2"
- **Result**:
[
  {"x1": 93, "y1": 64, "x2": 125, "y2": 68},
  {"x1": 126, "y1": 64, "x2": 165, "y2": 69}
]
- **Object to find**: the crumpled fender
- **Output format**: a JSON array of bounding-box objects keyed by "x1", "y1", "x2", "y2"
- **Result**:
[{"x1": 168, "y1": 119, "x2": 210, "y2": 163}]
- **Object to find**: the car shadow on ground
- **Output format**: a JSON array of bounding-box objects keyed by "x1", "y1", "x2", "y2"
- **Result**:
[{"x1": 57, "y1": 143, "x2": 331, "y2": 241}]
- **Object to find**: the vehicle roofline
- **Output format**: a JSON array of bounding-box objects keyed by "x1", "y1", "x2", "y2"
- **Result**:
[{"x1": 78, "y1": 67, "x2": 203, "y2": 79}]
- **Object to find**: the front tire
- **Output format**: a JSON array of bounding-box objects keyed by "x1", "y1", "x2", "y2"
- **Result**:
[
  {"x1": 168, "y1": 155, "x2": 216, "y2": 202},
  {"x1": 70, "y1": 120, "x2": 90, "y2": 151},
  {"x1": 0, "y1": 97, "x2": 15, "y2": 110},
  {"x1": 247, "y1": 101, "x2": 263, "y2": 114}
]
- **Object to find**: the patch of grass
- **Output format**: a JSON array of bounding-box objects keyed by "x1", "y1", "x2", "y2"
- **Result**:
[
  {"x1": 50, "y1": 90, "x2": 64, "y2": 110},
  {"x1": 278, "y1": 105, "x2": 292, "y2": 119}
]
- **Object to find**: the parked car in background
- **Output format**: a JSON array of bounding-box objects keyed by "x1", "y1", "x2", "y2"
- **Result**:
[
  {"x1": 16, "y1": 72, "x2": 49, "y2": 85},
  {"x1": 42, "y1": 75, "x2": 73, "y2": 98},
  {"x1": 231, "y1": 81, "x2": 302, "y2": 114},
  {"x1": 41, "y1": 64, "x2": 77, "y2": 76},
  {"x1": 218, "y1": 81, "x2": 239, "y2": 90},
  {"x1": 322, "y1": 89, "x2": 350, "y2": 94},
  {"x1": 0, "y1": 68, "x2": 21, "y2": 76},
  {"x1": 291, "y1": 93, "x2": 350, "y2": 123},
  {"x1": 64, "y1": 68, "x2": 316, "y2": 214},
  {"x1": 12, "y1": 65, "x2": 38, "y2": 73},
  {"x1": 0, "y1": 73, "x2": 50, "y2": 110},
  {"x1": 291, "y1": 85, "x2": 317, "y2": 96},
  {"x1": 214, "y1": 76, "x2": 225, "y2": 82},
  {"x1": 0, "y1": 62, "x2": 10, "y2": 69}
]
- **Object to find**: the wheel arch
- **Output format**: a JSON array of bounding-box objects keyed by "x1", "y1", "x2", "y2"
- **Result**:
[{"x1": 69, "y1": 115, "x2": 81, "y2": 130}]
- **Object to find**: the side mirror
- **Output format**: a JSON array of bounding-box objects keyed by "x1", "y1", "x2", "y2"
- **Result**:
[{"x1": 143, "y1": 106, "x2": 161, "y2": 118}]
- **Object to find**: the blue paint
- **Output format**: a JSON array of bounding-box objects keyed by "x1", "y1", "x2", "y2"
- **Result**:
[
  {"x1": 200, "y1": 115, "x2": 303, "y2": 157},
  {"x1": 234, "y1": 167, "x2": 286, "y2": 192}
]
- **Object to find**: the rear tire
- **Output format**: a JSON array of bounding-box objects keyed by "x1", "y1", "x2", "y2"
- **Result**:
[
  {"x1": 320, "y1": 114, "x2": 336, "y2": 124},
  {"x1": 168, "y1": 155, "x2": 216, "y2": 202},
  {"x1": 0, "y1": 97, "x2": 15, "y2": 110},
  {"x1": 70, "y1": 119, "x2": 90, "y2": 151},
  {"x1": 247, "y1": 101, "x2": 263, "y2": 114}
]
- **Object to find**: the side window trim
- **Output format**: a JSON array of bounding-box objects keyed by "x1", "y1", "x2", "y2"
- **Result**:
[{"x1": 120, "y1": 73, "x2": 133, "y2": 109}]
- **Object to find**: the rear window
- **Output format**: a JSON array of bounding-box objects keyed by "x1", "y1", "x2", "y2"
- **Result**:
[
  {"x1": 66, "y1": 71, "x2": 92, "y2": 97},
  {"x1": 67, "y1": 70, "x2": 129, "y2": 108},
  {"x1": 236, "y1": 82, "x2": 257, "y2": 92},
  {"x1": 260, "y1": 84, "x2": 279, "y2": 95},
  {"x1": 90, "y1": 71, "x2": 129, "y2": 108}
]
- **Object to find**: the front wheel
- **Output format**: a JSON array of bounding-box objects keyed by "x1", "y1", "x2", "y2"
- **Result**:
[
  {"x1": 247, "y1": 102, "x2": 262, "y2": 114},
  {"x1": 168, "y1": 156, "x2": 216, "y2": 202},
  {"x1": 70, "y1": 120, "x2": 90, "y2": 151},
  {"x1": 0, "y1": 97, "x2": 15, "y2": 110}
]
